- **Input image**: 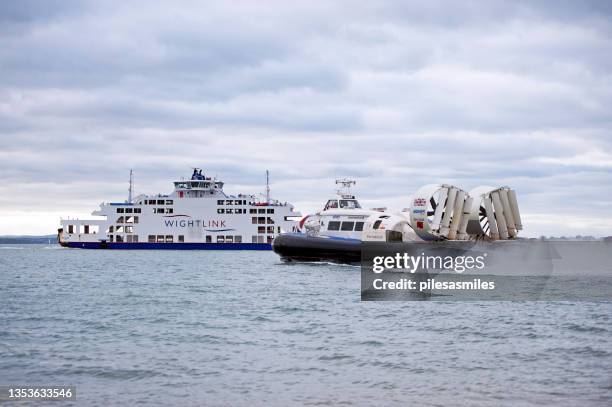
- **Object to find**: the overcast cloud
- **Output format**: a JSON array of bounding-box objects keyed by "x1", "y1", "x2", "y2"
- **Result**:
[{"x1": 1, "y1": 0, "x2": 611, "y2": 236}]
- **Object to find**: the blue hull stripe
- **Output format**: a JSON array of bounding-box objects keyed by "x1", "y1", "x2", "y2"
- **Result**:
[{"x1": 63, "y1": 242, "x2": 272, "y2": 250}]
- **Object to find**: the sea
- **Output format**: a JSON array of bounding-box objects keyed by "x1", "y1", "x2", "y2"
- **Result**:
[{"x1": 0, "y1": 245, "x2": 610, "y2": 406}]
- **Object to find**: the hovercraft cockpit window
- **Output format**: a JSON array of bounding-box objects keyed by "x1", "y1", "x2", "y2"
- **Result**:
[
  {"x1": 324, "y1": 200, "x2": 339, "y2": 210},
  {"x1": 339, "y1": 200, "x2": 361, "y2": 209}
]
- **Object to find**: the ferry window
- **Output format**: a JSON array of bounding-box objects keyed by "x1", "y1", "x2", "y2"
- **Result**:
[
  {"x1": 235, "y1": 235, "x2": 242, "y2": 243},
  {"x1": 225, "y1": 200, "x2": 232, "y2": 205},
  {"x1": 68, "y1": 225, "x2": 74, "y2": 233},
  {"x1": 258, "y1": 226, "x2": 265, "y2": 234},
  {"x1": 125, "y1": 226, "x2": 133, "y2": 233},
  {"x1": 166, "y1": 200, "x2": 173, "y2": 205},
  {"x1": 165, "y1": 208, "x2": 173, "y2": 214},
  {"x1": 157, "y1": 200, "x2": 164, "y2": 205},
  {"x1": 134, "y1": 208, "x2": 141, "y2": 213},
  {"x1": 133, "y1": 216, "x2": 139, "y2": 224},
  {"x1": 205, "y1": 236, "x2": 211, "y2": 243},
  {"x1": 328, "y1": 221, "x2": 341, "y2": 230},
  {"x1": 116, "y1": 235, "x2": 124, "y2": 243},
  {"x1": 258, "y1": 236, "x2": 264, "y2": 243},
  {"x1": 117, "y1": 208, "x2": 124, "y2": 213},
  {"x1": 258, "y1": 217, "x2": 265, "y2": 224},
  {"x1": 226, "y1": 209, "x2": 234, "y2": 214},
  {"x1": 148, "y1": 235, "x2": 155, "y2": 242},
  {"x1": 258, "y1": 209, "x2": 265, "y2": 214},
  {"x1": 109, "y1": 235, "x2": 114, "y2": 242},
  {"x1": 156, "y1": 235, "x2": 165, "y2": 242},
  {"x1": 165, "y1": 235, "x2": 173, "y2": 243},
  {"x1": 252, "y1": 236, "x2": 258, "y2": 243},
  {"x1": 355, "y1": 222, "x2": 364, "y2": 231},
  {"x1": 217, "y1": 208, "x2": 225, "y2": 214},
  {"x1": 267, "y1": 217, "x2": 275, "y2": 224},
  {"x1": 126, "y1": 208, "x2": 133, "y2": 213},
  {"x1": 252, "y1": 217, "x2": 257, "y2": 224},
  {"x1": 373, "y1": 220, "x2": 383, "y2": 229},
  {"x1": 341, "y1": 221, "x2": 354, "y2": 231},
  {"x1": 109, "y1": 226, "x2": 114, "y2": 233},
  {"x1": 83, "y1": 225, "x2": 90, "y2": 234},
  {"x1": 267, "y1": 236, "x2": 274, "y2": 243},
  {"x1": 267, "y1": 209, "x2": 274, "y2": 214},
  {"x1": 217, "y1": 236, "x2": 225, "y2": 243},
  {"x1": 126, "y1": 235, "x2": 132, "y2": 243},
  {"x1": 277, "y1": 226, "x2": 281, "y2": 233},
  {"x1": 250, "y1": 209, "x2": 257, "y2": 214},
  {"x1": 226, "y1": 236, "x2": 233, "y2": 243},
  {"x1": 179, "y1": 235, "x2": 185, "y2": 243},
  {"x1": 267, "y1": 226, "x2": 274, "y2": 234},
  {"x1": 117, "y1": 216, "x2": 124, "y2": 223},
  {"x1": 132, "y1": 235, "x2": 138, "y2": 243},
  {"x1": 217, "y1": 200, "x2": 224, "y2": 205}
]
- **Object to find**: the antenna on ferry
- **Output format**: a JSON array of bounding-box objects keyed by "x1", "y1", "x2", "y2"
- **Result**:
[
  {"x1": 265, "y1": 170, "x2": 270, "y2": 203},
  {"x1": 128, "y1": 169, "x2": 134, "y2": 203}
]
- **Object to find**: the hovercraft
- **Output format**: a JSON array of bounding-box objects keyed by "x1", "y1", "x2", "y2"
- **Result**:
[{"x1": 272, "y1": 179, "x2": 523, "y2": 263}]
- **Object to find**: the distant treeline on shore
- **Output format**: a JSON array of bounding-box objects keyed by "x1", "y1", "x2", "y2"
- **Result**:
[{"x1": 0, "y1": 235, "x2": 56, "y2": 244}]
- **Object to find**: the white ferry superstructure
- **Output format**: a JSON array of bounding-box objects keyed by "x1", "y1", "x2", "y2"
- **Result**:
[{"x1": 58, "y1": 168, "x2": 301, "y2": 249}]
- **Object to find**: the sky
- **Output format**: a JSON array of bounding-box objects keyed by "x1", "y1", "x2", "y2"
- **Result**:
[{"x1": 1, "y1": 0, "x2": 611, "y2": 237}]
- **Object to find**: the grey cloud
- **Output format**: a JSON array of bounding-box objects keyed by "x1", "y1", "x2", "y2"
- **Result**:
[{"x1": 0, "y1": 0, "x2": 611, "y2": 235}]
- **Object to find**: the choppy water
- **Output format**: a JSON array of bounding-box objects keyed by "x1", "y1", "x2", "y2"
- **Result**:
[{"x1": 0, "y1": 245, "x2": 610, "y2": 406}]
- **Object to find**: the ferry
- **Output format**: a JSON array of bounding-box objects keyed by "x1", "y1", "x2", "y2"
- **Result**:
[{"x1": 58, "y1": 168, "x2": 301, "y2": 249}]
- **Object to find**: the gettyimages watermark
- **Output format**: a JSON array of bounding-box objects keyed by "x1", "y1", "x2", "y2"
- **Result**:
[
  {"x1": 361, "y1": 240, "x2": 612, "y2": 301},
  {"x1": 372, "y1": 252, "x2": 487, "y2": 274}
]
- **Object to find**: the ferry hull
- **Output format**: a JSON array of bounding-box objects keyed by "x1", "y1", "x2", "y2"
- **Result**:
[{"x1": 61, "y1": 242, "x2": 272, "y2": 250}]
